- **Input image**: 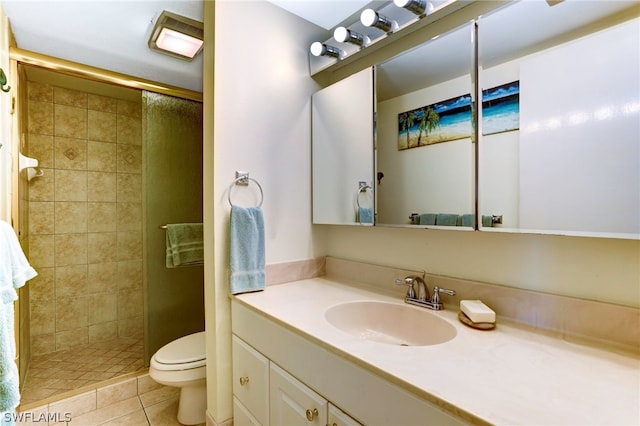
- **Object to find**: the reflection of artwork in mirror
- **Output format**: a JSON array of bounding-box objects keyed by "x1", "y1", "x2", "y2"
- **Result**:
[
  {"x1": 397, "y1": 94, "x2": 471, "y2": 150},
  {"x1": 482, "y1": 81, "x2": 520, "y2": 135}
]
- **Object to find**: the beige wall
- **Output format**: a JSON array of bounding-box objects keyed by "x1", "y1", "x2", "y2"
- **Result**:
[
  {"x1": 326, "y1": 227, "x2": 640, "y2": 308},
  {"x1": 207, "y1": 0, "x2": 327, "y2": 422},
  {"x1": 25, "y1": 80, "x2": 144, "y2": 355}
]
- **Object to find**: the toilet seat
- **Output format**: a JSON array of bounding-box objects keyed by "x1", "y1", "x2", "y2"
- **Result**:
[{"x1": 151, "y1": 331, "x2": 206, "y2": 371}]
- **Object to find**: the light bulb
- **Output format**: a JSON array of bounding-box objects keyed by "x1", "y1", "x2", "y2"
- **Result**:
[
  {"x1": 360, "y1": 9, "x2": 397, "y2": 33},
  {"x1": 334, "y1": 27, "x2": 369, "y2": 47},
  {"x1": 393, "y1": 0, "x2": 429, "y2": 16},
  {"x1": 310, "y1": 42, "x2": 344, "y2": 59}
]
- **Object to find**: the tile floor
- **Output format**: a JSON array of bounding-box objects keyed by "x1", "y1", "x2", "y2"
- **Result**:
[
  {"x1": 16, "y1": 373, "x2": 202, "y2": 426},
  {"x1": 21, "y1": 336, "x2": 145, "y2": 405}
]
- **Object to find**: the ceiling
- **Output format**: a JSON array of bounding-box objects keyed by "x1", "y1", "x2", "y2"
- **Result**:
[
  {"x1": 1, "y1": 0, "x2": 365, "y2": 94},
  {"x1": 2, "y1": 1, "x2": 205, "y2": 93},
  {"x1": 2, "y1": 0, "x2": 636, "y2": 97}
]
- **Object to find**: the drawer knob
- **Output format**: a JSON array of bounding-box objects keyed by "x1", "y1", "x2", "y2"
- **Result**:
[
  {"x1": 239, "y1": 376, "x2": 250, "y2": 386},
  {"x1": 305, "y1": 408, "x2": 318, "y2": 421}
]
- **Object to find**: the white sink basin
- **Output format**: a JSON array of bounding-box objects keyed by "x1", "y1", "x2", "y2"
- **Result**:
[{"x1": 325, "y1": 300, "x2": 457, "y2": 346}]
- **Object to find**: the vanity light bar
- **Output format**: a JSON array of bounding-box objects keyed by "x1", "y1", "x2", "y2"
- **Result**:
[{"x1": 309, "y1": 0, "x2": 461, "y2": 74}]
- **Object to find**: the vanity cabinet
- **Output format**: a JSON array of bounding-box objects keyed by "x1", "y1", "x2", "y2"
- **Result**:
[
  {"x1": 233, "y1": 333, "x2": 361, "y2": 426},
  {"x1": 232, "y1": 335, "x2": 269, "y2": 425},
  {"x1": 232, "y1": 300, "x2": 467, "y2": 426}
]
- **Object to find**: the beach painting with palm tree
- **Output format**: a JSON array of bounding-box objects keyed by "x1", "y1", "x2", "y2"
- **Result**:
[
  {"x1": 397, "y1": 94, "x2": 472, "y2": 150},
  {"x1": 482, "y1": 81, "x2": 520, "y2": 135}
]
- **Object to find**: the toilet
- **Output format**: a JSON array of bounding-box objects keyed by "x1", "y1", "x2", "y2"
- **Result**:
[{"x1": 149, "y1": 331, "x2": 206, "y2": 425}]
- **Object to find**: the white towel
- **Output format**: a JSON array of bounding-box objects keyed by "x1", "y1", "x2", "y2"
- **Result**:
[{"x1": 0, "y1": 220, "x2": 37, "y2": 414}]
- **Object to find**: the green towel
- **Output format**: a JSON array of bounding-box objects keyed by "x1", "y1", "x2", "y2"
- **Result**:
[
  {"x1": 436, "y1": 213, "x2": 458, "y2": 226},
  {"x1": 418, "y1": 213, "x2": 436, "y2": 225},
  {"x1": 165, "y1": 223, "x2": 204, "y2": 268}
]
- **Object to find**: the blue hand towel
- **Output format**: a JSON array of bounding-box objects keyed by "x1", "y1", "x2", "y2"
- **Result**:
[
  {"x1": 230, "y1": 206, "x2": 265, "y2": 295},
  {"x1": 418, "y1": 213, "x2": 436, "y2": 225},
  {"x1": 436, "y1": 213, "x2": 458, "y2": 226},
  {"x1": 482, "y1": 215, "x2": 494, "y2": 227},
  {"x1": 166, "y1": 223, "x2": 204, "y2": 268},
  {"x1": 461, "y1": 214, "x2": 475, "y2": 227},
  {"x1": 358, "y1": 207, "x2": 373, "y2": 224}
]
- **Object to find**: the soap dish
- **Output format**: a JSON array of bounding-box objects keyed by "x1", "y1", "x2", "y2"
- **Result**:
[{"x1": 458, "y1": 311, "x2": 496, "y2": 330}]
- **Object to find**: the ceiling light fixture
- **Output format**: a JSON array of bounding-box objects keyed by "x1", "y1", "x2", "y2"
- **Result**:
[
  {"x1": 360, "y1": 9, "x2": 398, "y2": 33},
  {"x1": 148, "y1": 10, "x2": 204, "y2": 61},
  {"x1": 334, "y1": 27, "x2": 370, "y2": 47},
  {"x1": 310, "y1": 42, "x2": 345, "y2": 59},
  {"x1": 393, "y1": 0, "x2": 430, "y2": 16}
]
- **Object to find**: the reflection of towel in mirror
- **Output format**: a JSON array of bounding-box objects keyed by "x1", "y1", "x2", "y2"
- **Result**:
[
  {"x1": 0, "y1": 220, "x2": 38, "y2": 414},
  {"x1": 358, "y1": 207, "x2": 373, "y2": 224},
  {"x1": 418, "y1": 213, "x2": 436, "y2": 226},
  {"x1": 230, "y1": 206, "x2": 265, "y2": 295},
  {"x1": 165, "y1": 223, "x2": 204, "y2": 268},
  {"x1": 461, "y1": 214, "x2": 475, "y2": 227},
  {"x1": 436, "y1": 213, "x2": 458, "y2": 226},
  {"x1": 482, "y1": 215, "x2": 494, "y2": 227}
]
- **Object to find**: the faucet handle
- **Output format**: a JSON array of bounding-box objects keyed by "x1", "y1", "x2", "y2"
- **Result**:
[
  {"x1": 431, "y1": 286, "x2": 456, "y2": 305},
  {"x1": 395, "y1": 277, "x2": 416, "y2": 299}
]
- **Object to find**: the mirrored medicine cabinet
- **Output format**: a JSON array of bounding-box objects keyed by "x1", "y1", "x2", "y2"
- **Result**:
[{"x1": 311, "y1": 0, "x2": 639, "y2": 240}]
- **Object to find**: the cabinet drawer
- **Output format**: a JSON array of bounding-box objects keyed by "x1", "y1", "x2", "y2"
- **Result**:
[
  {"x1": 270, "y1": 363, "x2": 328, "y2": 426},
  {"x1": 232, "y1": 335, "x2": 269, "y2": 425}
]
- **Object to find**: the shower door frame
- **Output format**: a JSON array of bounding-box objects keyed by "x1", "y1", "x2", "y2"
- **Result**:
[{"x1": 8, "y1": 47, "x2": 202, "y2": 405}]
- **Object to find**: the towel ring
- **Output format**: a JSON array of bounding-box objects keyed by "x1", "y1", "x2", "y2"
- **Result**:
[
  {"x1": 356, "y1": 183, "x2": 372, "y2": 209},
  {"x1": 228, "y1": 176, "x2": 264, "y2": 208}
]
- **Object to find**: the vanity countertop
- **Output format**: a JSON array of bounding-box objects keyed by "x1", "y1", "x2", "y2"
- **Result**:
[{"x1": 233, "y1": 277, "x2": 640, "y2": 425}]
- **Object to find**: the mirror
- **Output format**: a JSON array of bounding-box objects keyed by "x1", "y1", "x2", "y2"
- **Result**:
[
  {"x1": 312, "y1": 68, "x2": 375, "y2": 225},
  {"x1": 375, "y1": 22, "x2": 476, "y2": 228},
  {"x1": 478, "y1": 1, "x2": 639, "y2": 239},
  {"x1": 311, "y1": 0, "x2": 638, "y2": 238}
]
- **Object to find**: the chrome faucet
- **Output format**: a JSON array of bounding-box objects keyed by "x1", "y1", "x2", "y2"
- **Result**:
[{"x1": 394, "y1": 275, "x2": 456, "y2": 310}]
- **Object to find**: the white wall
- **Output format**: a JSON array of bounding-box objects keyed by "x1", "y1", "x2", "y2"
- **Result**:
[{"x1": 207, "y1": 1, "x2": 327, "y2": 422}]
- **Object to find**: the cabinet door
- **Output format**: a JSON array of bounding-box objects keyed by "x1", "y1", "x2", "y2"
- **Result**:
[
  {"x1": 270, "y1": 363, "x2": 328, "y2": 426},
  {"x1": 233, "y1": 335, "x2": 269, "y2": 425},
  {"x1": 234, "y1": 396, "x2": 262, "y2": 426},
  {"x1": 328, "y1": 403, "x2": 362, "y2": 426}
]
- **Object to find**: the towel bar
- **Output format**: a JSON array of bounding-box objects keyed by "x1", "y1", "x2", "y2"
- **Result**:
[
  {"x1": 356, "y1": 181, "x2": 372, "y2": 209},
  {"x1": 228, "y1": 173, "x2": 264, "y2": 208}
]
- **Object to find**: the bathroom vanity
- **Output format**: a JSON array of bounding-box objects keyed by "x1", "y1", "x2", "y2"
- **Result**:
[{"x1": 231, "y1": 276, "x2": 639, "y2": 425}]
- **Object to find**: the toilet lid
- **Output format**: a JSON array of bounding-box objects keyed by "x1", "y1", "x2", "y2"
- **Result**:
[{"x1": 154, "y1": 331, "x2": 206, "y2": 366}]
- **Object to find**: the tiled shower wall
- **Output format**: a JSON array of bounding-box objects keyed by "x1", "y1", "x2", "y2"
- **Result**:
[{"x1": 25, "y1": 81, "x2": 144, "y2": 356}]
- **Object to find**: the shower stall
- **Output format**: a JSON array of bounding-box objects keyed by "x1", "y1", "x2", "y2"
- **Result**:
[{"x1": 11, "y1": 54, "x2": 204, "y2": 406}]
